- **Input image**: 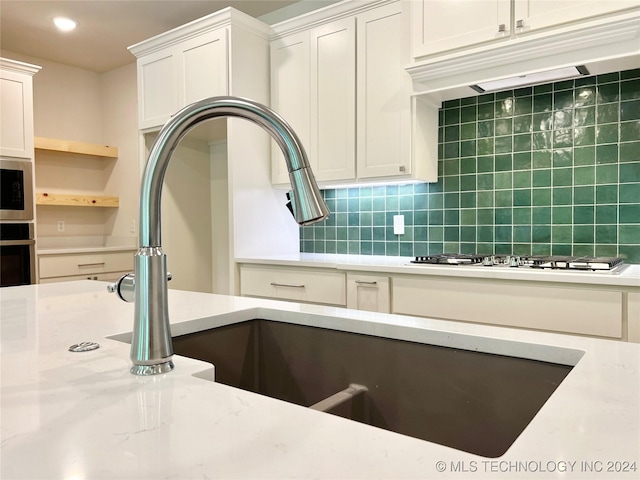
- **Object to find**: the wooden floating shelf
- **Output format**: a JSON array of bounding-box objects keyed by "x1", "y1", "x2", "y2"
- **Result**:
[
  {"x1": 36, "y1": 193, "x2": 119, "y2": 208},
  {"x1": 35, "y1": 137, "x2": 118, "y2": 158}
]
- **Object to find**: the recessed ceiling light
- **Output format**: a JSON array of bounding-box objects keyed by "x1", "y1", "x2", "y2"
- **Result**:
[
  {"x1": 53, "y1": 17, "x2": 77, "y2": 32},
  {"x1": 471, "y1": 66, "x2": 589, "y2": 93}
]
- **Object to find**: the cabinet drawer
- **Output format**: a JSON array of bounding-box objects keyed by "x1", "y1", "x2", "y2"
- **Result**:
[
  {"x1": 240, "y1": 265, "x2": 346, "y2": 306},
  {"x1": 39, "y1": 270, "x2": 131, "y2": 284},
  {"x1": 392, "y1": 276, "x2": 623, "y2": 339},
  {"x1": 346, "y1": 273, "x2": 390, "y2": 313},
  {"x1": 39, "y1": 252, "x2": 135, "y2": 279}
]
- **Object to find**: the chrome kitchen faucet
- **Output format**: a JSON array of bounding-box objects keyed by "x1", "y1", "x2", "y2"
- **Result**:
[{"x1": 108, "y1": 96, "x2": 329, "y2": 375}]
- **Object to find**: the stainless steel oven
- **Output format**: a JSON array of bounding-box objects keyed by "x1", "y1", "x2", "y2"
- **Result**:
[
  {"x1": 0, "y1": 223, "x2": 35, "y2": 287},
  {"x1": 0, "y1": 159, "x2": 34, "y2": 221}
]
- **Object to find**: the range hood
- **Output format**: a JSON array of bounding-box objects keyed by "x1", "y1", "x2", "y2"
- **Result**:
[
  {"x1": 406, "y1": 11, "x2": 640, "y2": 101},
  {"x1": 470, "y1": 65, "x2": 590, "y2": 93}
]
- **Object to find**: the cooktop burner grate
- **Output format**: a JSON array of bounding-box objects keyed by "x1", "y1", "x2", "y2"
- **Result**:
[
  {"x1": 411, "y1": 254, "x2": 485, "y2": 265},
  {"x1": 410, "y1": 254, "x2": 625, "y2": 272}
]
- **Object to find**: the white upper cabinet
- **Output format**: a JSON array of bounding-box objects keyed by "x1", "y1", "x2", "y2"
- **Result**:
[
  {"x1": 180, "y1": 29, "x2": 228, "y2": 105},
  {"x1": 133, "y1": 29, "x2": 228, "y2": 130},
  {"x1": 514, "y1": 0, "x2": 640, "y2": 34},
  {"x1": 270, "y1": 0, "x2": 437, "y2": 187},
  {"x1": 136, "y1": 50, "x2": 178, "y2": 130},
  {"x1": 0, "y1": 58, "x2": 40, "y2": 159},
  {"x1": 130, "y1": 11, "x2": 243, "y2": 130},
  {"x1": 412, "y1": 0, "x2": 638, "y2": 59},
  {"x1": 271, "y1": 19, "x2": 356, "y2": 184},
  {"x1": 356, "y1": 3, "x2": 412, "y2": 179},
  {"x1": 270, "y1": 31, "x2": 311, "y2": 185},
  {"x1": 270, "y1": 32, "x2": 310, "y2": 185},
  {"x1": 413, "y1": 0, "x2": 510, "y2": 57},
  {"x1": 407, "y1": 0, "x2": 639, "y2": 95},
  {"x1": 310, "y1": 17, "x2": 357, "y2": 183}
]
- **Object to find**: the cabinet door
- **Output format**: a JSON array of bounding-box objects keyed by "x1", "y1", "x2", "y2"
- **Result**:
[
  {"x1": 514, "y1": 0, "x2": 638, "y2": 33},
  {"x1": 310, "y1": 17, "x2": 356, "y2": 183},
  {"x1": 411, "y1": 0, "x2": 510, "y2": 58},
  {"x1": 270, "y1": 31, "x2": 311, "y2": 186},
  {"x1": 356, "y1": 3, "x2": 411, "y2": 179},
  {"x1": 0, "y1": 69, "x2": 34, "y2": 159},
  {"x1": 180, "y1": 29, "x2": 229, "y2": 106},
  {"x1": 346, "y1": 273, "x2": 390, "y2": 313},
  {"x1": 393, "y1": 275, "x2": 623, "y2": 339},
  {"x1": 628, "y1": 292, "x2": 640, "y2": 343},
  {"x1": 137, "y1": 50, "x2": 179, "y2": 130}
]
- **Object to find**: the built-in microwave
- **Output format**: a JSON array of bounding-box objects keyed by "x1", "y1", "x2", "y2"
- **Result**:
[{"x1": 0, "y1": 158, "x2": 34, "y2": 221}]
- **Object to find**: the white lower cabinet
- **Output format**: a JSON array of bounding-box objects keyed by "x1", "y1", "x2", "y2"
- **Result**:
[
  {"x1": 238, "y1": 262, "x2": 637, "y2": 341},
  {"x1": 38, "y1": 250, "x2": 135, "y2": 283},
  {"x1": 346, "y1": 273, "x2": 390, "y2": 313},
  {"x1": 239, "y1": 264, "x2": 346, "y2": 306},
  {"x1": 392, "y1": 275, "x2": 624, "y2": 339},
  {"x1": 39, "y1": 271, "x2": 131, "y2": 283}
]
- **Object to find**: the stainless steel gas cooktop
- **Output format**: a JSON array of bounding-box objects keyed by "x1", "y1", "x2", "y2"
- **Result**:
[{"x1": 410, "y1": 254, "x2": 626, "y2": 273}]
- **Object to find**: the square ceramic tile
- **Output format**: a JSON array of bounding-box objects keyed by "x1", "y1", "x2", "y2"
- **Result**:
[{"x1": 301, "y1": 69, "x2": 640, "y2": 262}]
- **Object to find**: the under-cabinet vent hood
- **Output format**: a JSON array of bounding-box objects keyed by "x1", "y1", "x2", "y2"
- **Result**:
[
  {"x1": 470, "y1": 65, "x2": 589, "y2": 93},
  {"x1": 406, "y1": 10, "x2": 640, "y2": 101}
]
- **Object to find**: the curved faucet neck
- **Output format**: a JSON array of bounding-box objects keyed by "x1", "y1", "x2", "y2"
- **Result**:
[{"x1": 131, "y1": 96, "x2": 329, "y2": 376}]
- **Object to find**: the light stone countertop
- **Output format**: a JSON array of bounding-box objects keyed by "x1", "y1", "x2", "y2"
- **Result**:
[
  {"x1": 236, "y1": 253, "x2": 640, "y2": 288},
  {"x1": 1, "y1": 281, "x2": 639, "y2": 479}
]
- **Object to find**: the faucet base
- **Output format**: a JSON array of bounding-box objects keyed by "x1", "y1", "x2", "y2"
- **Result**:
[{"x1": 130, "y1": 360, "x2": 175, "y2": 376}]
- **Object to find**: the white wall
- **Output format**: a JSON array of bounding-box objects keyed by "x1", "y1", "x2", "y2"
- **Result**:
[
  {"x1": 101, "y1": 62, "x2": 140, "y2": 243},
  {"x1": 1, "y1": 50, "x2": 104, "y2": 143}
]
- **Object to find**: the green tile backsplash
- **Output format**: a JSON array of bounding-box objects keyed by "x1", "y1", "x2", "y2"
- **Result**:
[{"x1": 300, "y1": 69, "x2": 640, "y2": 263}]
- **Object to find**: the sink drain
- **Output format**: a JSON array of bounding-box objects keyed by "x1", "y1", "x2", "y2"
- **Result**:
[{"x1": 68, "y1": 341, "x2": 100, "y2": 352}]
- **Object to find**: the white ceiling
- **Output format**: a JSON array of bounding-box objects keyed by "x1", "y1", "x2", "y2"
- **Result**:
[{"x1": 0, "y1": 0, "x2": 326, "y2": 73}]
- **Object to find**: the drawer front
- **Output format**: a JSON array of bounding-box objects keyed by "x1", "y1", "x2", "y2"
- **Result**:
[
  {"x1": 39, "y1": 270, "x2": 131, "y2": 284},
  {"x1": 39, "y1": 252, "x2": 135, "y2": 279},
  {"x1": 392, "y1": 275, "x2": 623, "y2": 339},
  {"x1": 240, "y1": 265, "x2": 346, "y2": 306},
  {"x1": 346, "y1": 273, "x2": 390, "y2": 313}
]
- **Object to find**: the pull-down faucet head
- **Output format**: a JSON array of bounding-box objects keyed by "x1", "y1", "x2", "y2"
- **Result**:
[{"x1": 130, "y1": 96, "x2": 329, "y2": 376}]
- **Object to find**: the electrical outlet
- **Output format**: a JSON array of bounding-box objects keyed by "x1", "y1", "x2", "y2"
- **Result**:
[
  {"x1": 393, "y1": 215, "x2": 405, "y2": 235},
  {"x1": 130, "y1": 219, "x2": 136, "y2": 234},
  {"x1": 57, "y1": 220, "x2": 65, "y2": 232}
]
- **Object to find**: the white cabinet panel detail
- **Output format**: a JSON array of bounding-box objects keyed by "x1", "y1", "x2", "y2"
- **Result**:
[
  {"x1": 139, "y1": 53, "x2": 177, "y2": 130},
  {"x1": 357, "y1": 4, "x2": 411, "y2": 179},
  {"x1": 310, "y1": 18, "x2": 356, "y2": 182},
  {"x1": 412, "y1": 0, "x2": 510, "y2": 57},
  {"x1": 270, "y1": 32, "x2": 310, "y2": 185},
  {"x1": 346, "y1": 273, "x2": 390, "y2": 313},
  {"x1": 0, "y1": 60, "x2": 39, "y2": 159},
  {"x1": 181, "y1": 30, "x2": 228, "y2": 105},
  {"x1": 240, "y1": 264, "x2": 346, "y2": 306},
  {"x1": 393, "y1": 275, "x2": 624, "y2": 339}
]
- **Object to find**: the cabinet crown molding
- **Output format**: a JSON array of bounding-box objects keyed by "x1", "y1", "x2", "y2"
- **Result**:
[
  {"x1": 270, "y1": 0, "x2": 397, "y2": 39},
  {"x1": 128, "y1": 7, "x2": 270, "y2": 58},
  {"x1": 0, "y1": 57, "x2": 41, "y2": 76},
  {"x1": 407, "y1": 9, "x2": 640, "y2": 96}
]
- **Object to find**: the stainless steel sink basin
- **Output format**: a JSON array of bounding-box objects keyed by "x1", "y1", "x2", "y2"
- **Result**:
[{"x1": 167, "y1": 319, "x2": 573, "y2": 458}]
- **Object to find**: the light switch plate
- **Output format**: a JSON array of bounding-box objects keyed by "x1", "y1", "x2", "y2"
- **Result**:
[{"x1": 393, "y1": 215, "x2": 405, "y2": 235}]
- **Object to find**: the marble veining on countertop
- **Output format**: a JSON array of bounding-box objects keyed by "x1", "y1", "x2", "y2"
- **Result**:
[{"x1": 0, "y1": 281, "x2": 638, "y2": 479}]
